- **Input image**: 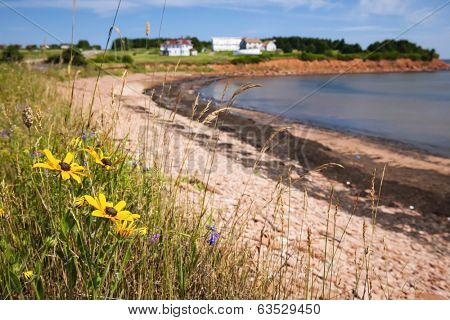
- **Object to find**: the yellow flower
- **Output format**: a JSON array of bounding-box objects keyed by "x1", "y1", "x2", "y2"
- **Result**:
[
  {"x1": 0, "y1": 208, "x2": 4, "y2": 218},
  {"x1": 84, "y1": 147, "x2": 113, "y2": 170},
  {"x1": 114, "y1": 220, "x2": 148, "y2": 238},
  {"x1": 74, "y1": 196, "x2": 87, "y2": 208},
  {"x1": 22, "y1": 270, "x2": 33, "y2": 280},
  {"x1": 32, "y1": 149, "x2": 87, "y2": 183},
  {"x1": 84, "y1": 193, "x2": 140, "y2": 222}
]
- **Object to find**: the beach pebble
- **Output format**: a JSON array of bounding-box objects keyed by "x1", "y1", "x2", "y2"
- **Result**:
[
  {"x1": 346, "y1": 181, "x2": 351, "y2": 186},
  {"x1": 409, "y1": 205, "x2": 415, "y2": 210},
  {"x1": 355, "y1": 154, "x2": 361, "y2": 160}
]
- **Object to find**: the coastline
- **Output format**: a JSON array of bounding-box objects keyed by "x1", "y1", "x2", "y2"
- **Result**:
[
  {"x1": 176, "y1": 57, "x2": 450, "y2": 76},
  {"x1": 150, "y1": 73, "x2": 450, "y2": 217},
  {"x1": 199, "y1": 75, "x2": 450, "y2": 159}
]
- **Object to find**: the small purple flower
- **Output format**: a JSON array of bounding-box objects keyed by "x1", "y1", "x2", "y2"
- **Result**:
[
  {"x1": 150, "y1": 233, "x2": 161, "y2": 244},
  {"x1": 89, "y1": 130, "x2": 95, "y2": 137},
  {"x1": 355, "y1": 154, "x2": 361, "y2": 160},
  {"x1": 207, "y1": 226, "x2": 219, "y2": 246},
  {"x1": 31, "y1": 151, "x2": 44, "y2": 159},
  {"x1": 1, "y1": 129, "x2": 12, "y2": 140},
  {"x1": 81, "y1": 132, "x2": 87, "y2": 141}
]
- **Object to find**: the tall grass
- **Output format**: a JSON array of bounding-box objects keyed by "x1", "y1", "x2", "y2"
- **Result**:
[{"x1": 0, "y1": 64, "x2": 269, "y2": 299}]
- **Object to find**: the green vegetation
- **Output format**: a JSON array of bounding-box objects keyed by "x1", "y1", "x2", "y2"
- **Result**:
[
  {"x1": 271, "y1": 36, "x2": 363, "y2": 54},
  {"x1": 46, "y1": 48, "x2": 87, "y2": 66},
  {"x1": 0, "y1": 45, "x2": 24, "y2": 63},
  {"x1": 111, "y1": 37, "x2": 211, "y2": 52},
  {"x1": 0, "y1": 63, "x2": 277, "y2": 299}
]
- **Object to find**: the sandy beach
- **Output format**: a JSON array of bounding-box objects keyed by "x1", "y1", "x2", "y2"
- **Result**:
[{"x1": 68, "y1": 68, "x2": 449, "y2": 299}]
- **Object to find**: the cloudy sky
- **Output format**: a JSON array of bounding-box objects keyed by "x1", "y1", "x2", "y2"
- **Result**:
[{"x1": 1, "y1": 0, "x2": 449, "y2": 57}]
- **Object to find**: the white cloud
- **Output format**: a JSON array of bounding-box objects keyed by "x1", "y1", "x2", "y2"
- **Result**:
[
  {"x1": 337, "y1": 25, "x2": 399, "y2": 32},
  {"x1": 5, "y1": 0, "x2": 336, "y2": 13},
  {"x1": 358, "y1": 0, "x2": 408, "y2": 16}
]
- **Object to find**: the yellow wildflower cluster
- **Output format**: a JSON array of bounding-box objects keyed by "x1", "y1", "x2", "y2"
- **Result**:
[
  {"x1": 33, "y1": 146, "x2": 115, "y2": 184},
  {"x1": 33, "y1": 144, "x2": 147, "y2": 238},
  {"x1": 77, "y1": 192, "x2": 147, "y2": 238}
]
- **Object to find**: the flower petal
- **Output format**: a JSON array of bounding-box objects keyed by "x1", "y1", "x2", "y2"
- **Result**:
[
  {"x1": 63, "y1": 152, "x2": 74, "y2": 164},
  {"x1": 114, "y1": 201, "x2": 126, "y2": 212},
  {"x1": 61, "y1": 171, "x2": 70, "y2": 180},
  {"x1": 92, "y1": 210, "x2": 107, "y2": 218},
  {"x1": 33, "y1": 162, "x2": 55, "y2": 170},
  {"x1": 42, "y1": 149, "x2": 60, "y2": 166},
  {"x1": 69, "y1": 172, "x2": 82, "y2": 184},
  {"x1": 98, "y1": 193, "x2": 107, "y2": 209},
  {"x1": 117, "y1": 211, "x2": 140, "y2": 221},
  {"x1": 85, "y1": 195, "x2": 101, "y2": 210},
  {"x1": 84, "y1": 147, "x2": 100, "y2": 161}
]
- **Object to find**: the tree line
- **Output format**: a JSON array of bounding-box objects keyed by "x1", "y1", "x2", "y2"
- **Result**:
[
  {"x1": 110, "y1": 36, "x2": 436, "y2": 59},
  {"x1": 111, "y1": 37, "x2": 211, "y2": 52}
]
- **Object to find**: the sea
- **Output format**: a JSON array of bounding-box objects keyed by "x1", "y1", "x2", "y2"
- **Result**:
[{"x1": 200, "y1": 70, "x2": 450, "y2": 157}]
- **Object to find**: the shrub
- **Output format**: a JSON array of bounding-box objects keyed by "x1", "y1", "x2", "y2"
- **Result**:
[
  {"x1": 231, "y1": 55, "x2": 263, "y2": 65},
  {"x1": 0, "y1": 45, "x2": 24, "y2": 63},
  {"x1": 46, "y1": 48, "x2": 87, "y2": 66},
  {"x1": 336, "y1": 54, "x2": 354, "y2": 61},
  {"x1": 121, "y1": 54, "x2": 134, "y2": 64},
  {"x1": 298, "y1": 52, "x2": 327, "y2": 61}
]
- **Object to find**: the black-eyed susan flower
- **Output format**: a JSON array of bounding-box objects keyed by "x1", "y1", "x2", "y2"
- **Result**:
[
  {"x1": 32, "y1": 149, "x2": 87, "y2": 183},
  {"x1": 114, "y1": 220, "x2": 147, "y2": 238},
  {"x1": 22, "y1": 270, "x2": 33, "y2": 280},
  {"x1": 84, "y1": 193, "x2": 140, "y2": 222},
  {"x1": 74, "y1": 196, "x2": 87, "y2": 208},
  {"x1": 84, "y1": 147, "x2": 113, "y2": 170},
  {"x1": 0, "y1": 208, "x2": 4, "y2": 218}
]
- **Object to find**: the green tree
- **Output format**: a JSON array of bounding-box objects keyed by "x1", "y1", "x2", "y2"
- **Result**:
[
  {"x1": 0, "y1": 45, "x2": 24, "y2": 62},
  {"x1": 76, "y1": 40, "x2": 91, "y2": 50}
]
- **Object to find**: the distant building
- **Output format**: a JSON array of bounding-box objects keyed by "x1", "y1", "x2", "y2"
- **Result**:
[
  {"x1": 60, "y1": 44, "x2": 70, "y2": 50},
  {"x1": 262, "y1": 40, "x2": 277, "y2": 52},
  {"x1": 233, "y1": 38, "x2": 263, "y2": 55},
  {"x1": 212, "y1": 37, "x2": 242, "y2": 52},
  {"x1": 160, "y1": 38, "x2": 195, "y2": 56},
  {"x1": 240, "y1": 38, "x2": 263, "y2": 51}
]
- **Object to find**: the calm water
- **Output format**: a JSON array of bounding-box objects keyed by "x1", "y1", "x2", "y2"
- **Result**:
[{"x1": 200, "y1": 72, "x2": 450, "y2": 157}]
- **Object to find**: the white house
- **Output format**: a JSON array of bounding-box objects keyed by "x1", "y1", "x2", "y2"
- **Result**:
[
  {"x1": 212, "y1": 37, "x2": 242, "y2": 52},
  {"x1": 160, "y1": 38, "x2": 195, "y2": 56},
  {"x1": 262, "y1": 40, "x2": 277, "y2": 52},
  {"x1": 234, "y1": 38, "x2": 263, "y2": 55},
  {"x1": 240, "y1": 38, "x2": 263, "y2": 51}
]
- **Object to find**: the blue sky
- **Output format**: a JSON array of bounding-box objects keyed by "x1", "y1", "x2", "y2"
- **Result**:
[{"x1": 1, "y1": 0, "x2": 449, "y2": 57}]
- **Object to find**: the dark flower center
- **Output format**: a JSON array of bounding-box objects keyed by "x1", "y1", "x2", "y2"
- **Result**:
[
  {"x1": 59, "y1": 162, "x2": 71, "y2": 171},
  {"x1": 105, "y1": 207, "x2": 118, "y2": 217},
  {"x1": 101, "y1": 158, "x2": 112, "y2": 166}
]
